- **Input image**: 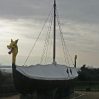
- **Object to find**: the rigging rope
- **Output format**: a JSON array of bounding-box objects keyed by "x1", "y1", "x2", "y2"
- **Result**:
[
  {"x1": 46, "y1": 27, "x2": 53, "y2": 64},
  {"x1": 56, "y1": 9, "x2": 69, "y2": 66},
  {"x1": 24, "y1": 7, "x2": 54, "y2": 66},
  {"x1": 40, "y1": 9, "x2": 53, "y2": 64},
  {"x1": 45, "y1": 12, "x2": 53, "y2": 64},
  {"x1": 56, "y1": 8, "x2": 74, "y2": 66}
]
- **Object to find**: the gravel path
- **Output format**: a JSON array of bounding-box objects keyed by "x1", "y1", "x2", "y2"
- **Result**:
[{"x1": 1, "y1": 91, "x2": 99, "y2": 99}]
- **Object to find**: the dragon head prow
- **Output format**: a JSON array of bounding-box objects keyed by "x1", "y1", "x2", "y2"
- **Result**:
[{"x1": 7, "y1": 39, "x2": 18, "y2": 55}]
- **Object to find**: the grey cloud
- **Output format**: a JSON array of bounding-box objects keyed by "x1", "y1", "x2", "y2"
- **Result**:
[
  {"x1": 57, "y1": 0, "x2": 99, "y2": 24},
  {"x1": 0, "y1": 0, "x2": 53, "y2": 20},
  {"x1": 1, "y1": 0, "x2": 99, "y2": 66},
  {"x1": 0, "y1": 0, "x2": 99, "y2": 24}
]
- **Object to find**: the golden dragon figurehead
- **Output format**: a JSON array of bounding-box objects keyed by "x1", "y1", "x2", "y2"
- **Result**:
[{"x1": 7, "y1": 39, "x2": 18, "y2": 64}]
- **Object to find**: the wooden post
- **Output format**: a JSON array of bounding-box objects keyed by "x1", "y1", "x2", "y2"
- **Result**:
[{"x1": 74, "y1": 55, "x2": 77, "y2": 68}]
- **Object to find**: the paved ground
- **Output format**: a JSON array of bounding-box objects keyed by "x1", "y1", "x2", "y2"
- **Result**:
[
  {"x1": 71, "y1": 91, "x2": 99, "y2": 99},
  {"x1": 0, "y1": 95, "x2": 19, "y2": 99},
  {"x1": 66, "y1": 91, "x2": 99, "y2": 99},
  {"x1": 1, "y1": 91, "x2": 99, "y2": 99}
]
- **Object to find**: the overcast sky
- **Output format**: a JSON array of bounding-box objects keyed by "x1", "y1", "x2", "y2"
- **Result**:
[{"x1": 0, "y1": 0, "x2": 99, "y2": 67}]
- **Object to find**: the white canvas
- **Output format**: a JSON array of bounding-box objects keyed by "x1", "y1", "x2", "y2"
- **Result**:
[{"x1": 16, "y1": 64, "x2": 78, "y2": 80}]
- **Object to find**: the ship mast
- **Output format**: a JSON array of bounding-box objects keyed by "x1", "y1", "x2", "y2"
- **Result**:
[{"x1": 53, "y1": 0, "x2": 56, "y2": 64}]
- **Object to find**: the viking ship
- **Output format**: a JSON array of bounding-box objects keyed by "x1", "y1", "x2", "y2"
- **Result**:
[{"x1": 7, "y1": 0, "x2": 78, "y2": 97}]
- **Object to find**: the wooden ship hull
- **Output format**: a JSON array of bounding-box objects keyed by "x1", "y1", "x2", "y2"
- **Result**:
[{"x1": 12, "y1": 64, "x2": 77, "y2": 94}]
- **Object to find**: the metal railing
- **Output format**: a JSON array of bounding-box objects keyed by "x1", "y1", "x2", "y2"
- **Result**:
[
  {"x1": 0, "y1": 81, "x2": 99, "y2": 98},
  {"x1": 74, "y1": 81, "x2": 99, "y2": 91}
]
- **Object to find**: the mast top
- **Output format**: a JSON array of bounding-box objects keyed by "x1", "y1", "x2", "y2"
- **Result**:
[{"x1": 54, "y1": 0, "x2": 56, "y2": 5}]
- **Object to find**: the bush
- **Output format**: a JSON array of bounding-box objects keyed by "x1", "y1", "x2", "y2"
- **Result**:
[
  {"x1": 0, "y1": 70, "x2": 14, "y2": 85},
  {"x1": 78, "y1": 65, "x2": 99, "y2": 81}
]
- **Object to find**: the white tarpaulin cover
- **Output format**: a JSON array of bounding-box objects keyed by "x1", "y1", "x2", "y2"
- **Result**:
[{"x1": 16, "y1": 64, "x2": 78, "y2": 80}]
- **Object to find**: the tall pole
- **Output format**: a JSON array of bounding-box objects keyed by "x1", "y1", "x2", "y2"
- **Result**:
[{"x1": 53, "y1": 0, "x2": 56, "y2": 63}]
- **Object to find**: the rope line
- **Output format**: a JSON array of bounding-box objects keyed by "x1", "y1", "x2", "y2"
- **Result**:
[
  {"x1": 24, "y1": 7, "x2": 54, "y2": 66},
  {"x1": 56, "y1": 8, "x2": 74, "y2": 66},
  {"x1": 45, "y1": 12, "x2": 53, "y2": 64},
  {"x1": 23, "y1": 6, "x2": 73, "y2": 66},
  {"x1": 56, "y1": 9, "x2": 69, "y2": 66},
  {"x1": 40, "y1": 8, "x2": 53, "y2": 64},
  {"x1": 46, "y1": 29, "x2": 53, "y2": 64}
]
